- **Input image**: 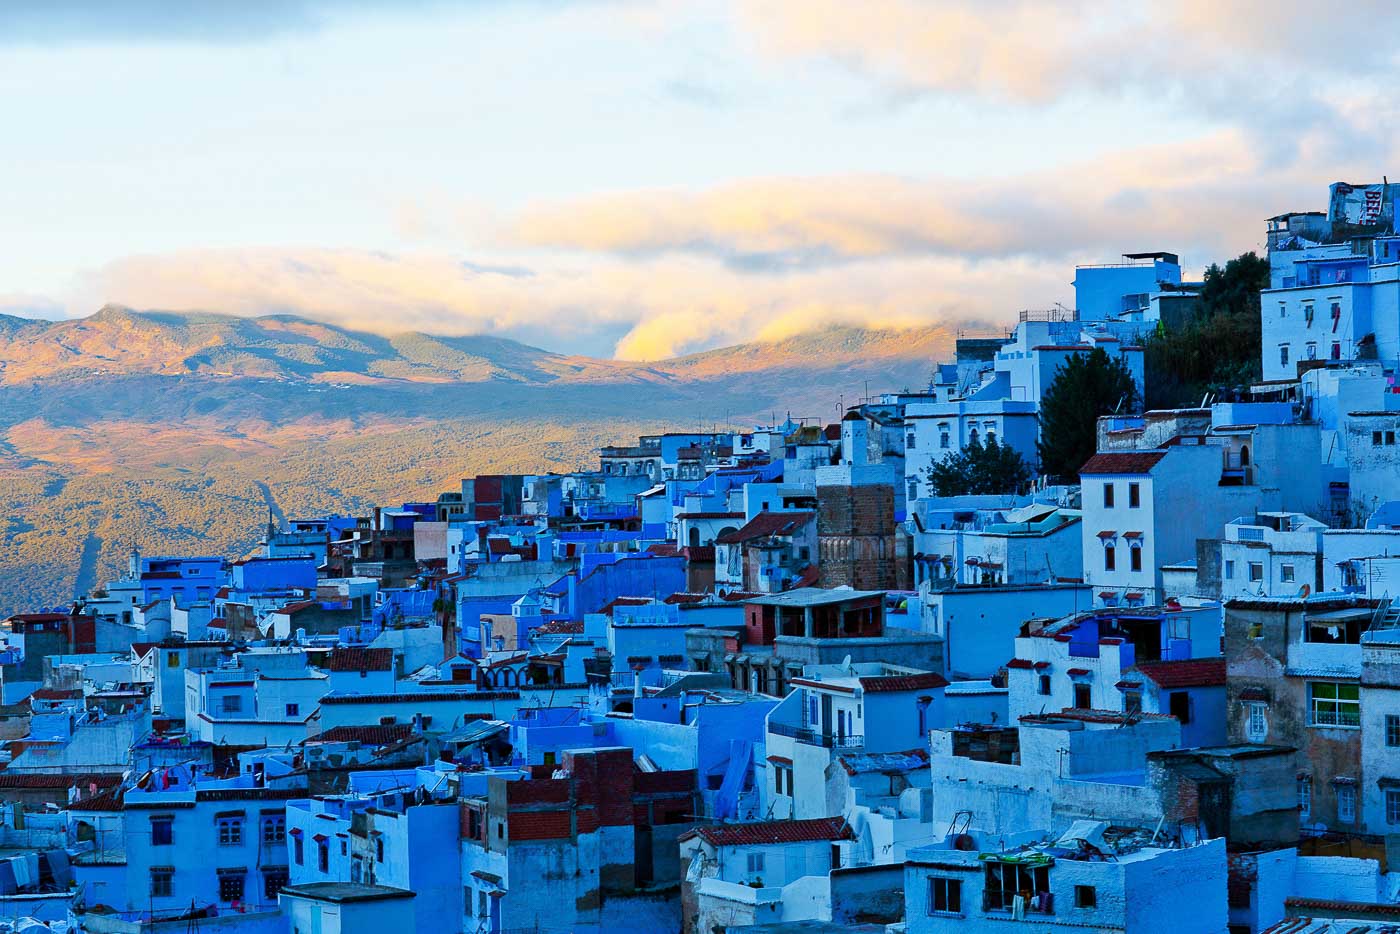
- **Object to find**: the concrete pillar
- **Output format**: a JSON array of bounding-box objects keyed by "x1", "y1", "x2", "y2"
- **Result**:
[{"x1": 803, "y1": 607, "x2": 813, "y2": 638}]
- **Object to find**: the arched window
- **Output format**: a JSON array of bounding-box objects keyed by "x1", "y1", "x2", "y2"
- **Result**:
[{"x1": 1239, "y1": 445, "x2": 1250, "y2": 466}]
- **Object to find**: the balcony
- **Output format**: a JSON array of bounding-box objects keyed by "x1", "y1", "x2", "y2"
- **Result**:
[{"x1": 767, "y1": 721, "x2": 863, "y2": 750}]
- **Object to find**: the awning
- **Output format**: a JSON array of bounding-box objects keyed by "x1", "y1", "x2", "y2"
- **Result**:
[
  {"x1": 1098, "y1": 530, "x2": 1118, "y2": 539},
  {"x1": 1067, "y1": 668, "x2": 1091, "y2": 677},
  {"x1": 1123, "y1": 531, "x2": 1144, "y2": 540}
]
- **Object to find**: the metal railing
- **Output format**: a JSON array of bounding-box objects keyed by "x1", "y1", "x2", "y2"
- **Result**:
[{"x1": 767, "y1": 721, "x2": 863, "y2": 749}]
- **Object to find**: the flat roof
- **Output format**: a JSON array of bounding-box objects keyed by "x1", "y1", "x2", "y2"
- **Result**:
[
  {"x1": 747, "y1": 588, "x2": 885, "y2": 608},
  {"x1": 280, "y1": 882, "x2": 415, "y2": 904}
]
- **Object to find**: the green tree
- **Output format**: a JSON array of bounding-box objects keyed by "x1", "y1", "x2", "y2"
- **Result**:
[
  {"x1": 1037, "y1": 347, "x2": 1138, "y2": 483},
  {"x1": 1143, "y1": 252, "x2": 1270, "y2": 409},
  {"x1": 925, "y1": 435, "x2": 1032, "y2": 497}
]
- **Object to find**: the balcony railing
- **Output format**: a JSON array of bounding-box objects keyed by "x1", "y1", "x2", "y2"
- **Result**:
[{"x1": 767, "y1": 721, "x2": 863, "y2": 749}]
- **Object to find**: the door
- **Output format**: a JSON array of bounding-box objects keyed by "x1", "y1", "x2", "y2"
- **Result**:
[{"x1": 820, "y1": 694, "x2": 833, "y2": 740}]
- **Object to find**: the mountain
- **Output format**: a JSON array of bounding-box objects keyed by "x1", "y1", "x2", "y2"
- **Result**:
[{"x1": 0, "y1": 307, "x2": 955, "y2": 614}]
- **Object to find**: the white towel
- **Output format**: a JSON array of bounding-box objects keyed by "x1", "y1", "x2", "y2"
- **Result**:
[
  {"x1": 11, "y1": 856, "x2": 30, "y2": 888},
  {"x1": 1012, "y1": 894, "x2": 1026, "y2": 920}
]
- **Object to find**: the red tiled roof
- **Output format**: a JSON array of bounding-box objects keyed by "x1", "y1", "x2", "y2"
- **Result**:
[
  {"x1": 859, "y1": 672, "x2": 948, "y2": 693},
  {"x1": 6, "y1": 613, "x2": 73, "y2": 624},
  {"x1": 276, "y1": 600, "x2": 318, "y2": 615},
  {"x1": 715, "y1": 511, "x2": 815, "y2": 545},
  {"x1": 1134, "y1": 657, "x2": 1226, "y2": 689},
  {"x1": 311, "y1": 724, "x2": 414, "y2": 746},
  {"x1": 600, "y1": 596, "x2": 653, "y2": 616},
  {"x1": 675, "y1": 512, "x2": 744, "y2": 521},
  {"x1": 1283, "y1": 896, "x2": 1400, "y2": 917},
  {"x1": 131, "y1": 642, "x2": 158, "y2": 659},
  {"x1": 533, "y1": 618, "x2": 585, "y2": 635},
  {"x1": 325, "y1": 647, "x2": 394, "y2": 673},
  {"x1": 0, "y1": 773, "x2": 121, "y2": 789},
  {"x1": 682, "y1": 817, "x2": 854, "y2": 848},
  {"x1": 1079, "y1": 451, "x2": 1168, "y2": 475},
  {"x1": 1006, "y1": 658, "x2": 1034, "y2": 669},
  {"x1": 1066, "y1": 668, "x2": 1091, "y2": 677},
  {"x1": 30, "y1": 688, "x2": 82, "y2": 700}
]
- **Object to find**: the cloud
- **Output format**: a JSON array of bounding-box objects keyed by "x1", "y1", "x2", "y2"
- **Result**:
[
  {"x1": 734, "y1": 1, "x2": 1400, "y2": 106},
  {"x1": 0, "y1": 0, "x2": 595, "y2": 46},
  {"x1": 70, "y1": 246, "x2": 1066, "y2": 361},
  {"x1": 508, "y1": 129, "x2": 1369, "y2": 270}
]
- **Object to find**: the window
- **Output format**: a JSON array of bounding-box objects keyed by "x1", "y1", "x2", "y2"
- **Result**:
[
  {"x1": 1388, "y1": 715, "x2": 1400, "y2": 747},
  {"x1": 1224, "y1": 560, "x2": 1235, "y2": 579},
  {"x1": 939, "y1": 425, "x2": 950, "y2": 449},
  {"x1": 218, "y1": 870, "x2": 245, "y2": 903},
  {"x1": 1281, "y1": 564, "x2": 1296, "y2": 584},
  {"x1": 1247, "y1": 702, "x2": 1269, "y2": 742},
  {"x1": 1375, "y1": 431, "x2": 1385, "y2": 446},
  {"x1": 1123, "y1": 690, "x2": 1142, "y2": 714},
  {"x1": 746, "y1": 852, "x2": 766, "y2": 876},
  {"x1": 376, "y1": 837, "x2": 385, "y2": 862},
  {"x1": 1169, "y1": 691, "x2": 1192, "y2": 725},
  {"x1": 262, "y1": 868, "x2": 288, "y2": 900},
  {"x1": 285, "y1": 703, "x2": 299, "y2": 717},
  {"x1": 150, "y1": 816, "x2": 174, "y2": 846},
  {"x1": 1304, "y1": 305, "x2": 1314, "y2": 327},
  {"x1": 1130, "y1": 547, "x2": 1142, "y2": 573},
  {"x1": 149, "y1": 867, "x2": 174, "y2": 898},
  {"x1": 983, "y1": 861, "x2": 1050, "y2": 913},
  {"x1": 262, "y1": 815, "x2": 286, "y2": 845},
  {"x1": 1387, "y1": 790, "x2": 1400, "y2": 826},
  {"x1": 1073, "y1": 683, "x2": 1092, "y2": 709},
  {"x1": 217, "y1": 817, "x2": 244, "y2": 846},
  {"x1": 930, "y1": 877, "x2": 962, "y2": 914},
  {"x1": 1038, "y1": 674, "x2": 1052, "y2": 696},
  {"x1": 1338, "y1": 784, "x2": 1357, "y2": 823},
  {"x1": 316, "y1": 839, "x2": 329, "y2": 872},
  {"x1": 1306, "y1": 342, "x2": 1317, "y2": 360},
  {"x1": 1280, "y1": 345, "x2": 1290, "y2": 367},
  {"x1": 1103, "y1": 483, "x2": 1115, "y2": 508},
  {"x1": 1248, "y1": 562, "x2": 1264, "y2": 583},
  {"x1": 1390, "y1": 431, "x2": 1398, "y2": 446},
  {"x1": 1104, "y1": 544, "x2": 1116, "y2": 572},
  {"x1": 1127, "y1": 482, "x2": 1140, "y2": 508},
  {"x1": 1332, "y1": 342, "x2": 1342, "y2": 361},
  {"x1": 1298, "y1": 776, "x2": 1311, "y2": 819},
  {"x1": 220, "y1": 693, "x2": 243, "y2": 715},
  {"x1": 906, "y1": 433, "x2": 916, "y2": 450},
  {"x1": 1309, "y1": 682, "x2": 1360, "y2": 728},
  {"x1": 1075, "y1": 885, "x2": 1097, "y2": 909}
]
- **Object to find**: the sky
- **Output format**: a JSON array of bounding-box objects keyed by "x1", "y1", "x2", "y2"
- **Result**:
[{"x1": 2, "y1": 0, "x2": 1399, "y2": 359}]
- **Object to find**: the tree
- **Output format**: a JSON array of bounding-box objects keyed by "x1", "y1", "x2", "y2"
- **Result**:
[
  {"x1": 1037, "y1": 347, "x2": 1138, "y2": 483},
  {"x1": 1142, "y1": 252, "x2": 1270, "y2": 409},
  {"x1": 925, "y1": 435, "x2": 1032, "y2": 497}
]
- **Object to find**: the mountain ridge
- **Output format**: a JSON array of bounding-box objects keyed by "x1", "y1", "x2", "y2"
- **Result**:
[{"x1": 0, "y1": 305, "x2": 954, "y2": 388}]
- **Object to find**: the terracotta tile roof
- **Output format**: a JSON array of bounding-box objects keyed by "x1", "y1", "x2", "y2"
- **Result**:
[
  {"x1": 312, "y1": 724, "x2": 414, "y2": 746},
  {"x1": 533, "y1": 618, "x2": 585, "y2": 635},
  {"x1": 1133, "y1": 657, "x2": 1227, "y2": 689},
  {"x1": 715, "y1": 511, "x2": 815, "y2": 545},
  {"x1": 859, "y1": 672, "x2": 948, "y2": 692},
  {"x1": 325, "y1": 647, "x2": 394, "y2": 673},
  {"x1": 1283, "y1": 896, "x2": 1400, "y2": 917},
  {"x1": 1079, "y1": 451, "x2": 1168, "y2": 475},
  {"x1": 1005, "y1": 658, "x2": 1034, "y2": 669},
  {"x1": 682, "y1": 817, "x2": 854, "y2": 848},
  {"x1": 30, "y1": 688, "x2": 82, "y2": 700},
  {"x1": 0, "y1": 773, "x2": 121, "y2": 789},
  {"x1": 675, "y1": 512, "x2": 744, "y2": 521},
  {"x1": 600, "y1": 597, "x2": 654, "y2": 616}
]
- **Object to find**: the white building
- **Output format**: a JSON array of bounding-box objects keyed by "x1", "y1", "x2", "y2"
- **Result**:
[
  {"x1": 1220, "y1": 512, "x2": 1327, "y2": 599},
  {"x1": 904, "y1": 824, "x2": 1227, "y2": 934}
]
